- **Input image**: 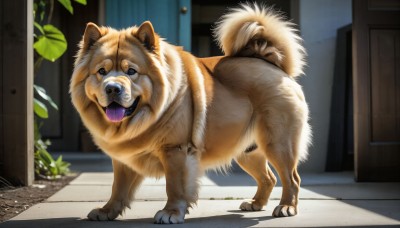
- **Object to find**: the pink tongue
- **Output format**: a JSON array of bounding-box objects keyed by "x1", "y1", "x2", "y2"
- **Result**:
[{"x1": 106, "y1": 103, "x2": 125, "y2": 122}]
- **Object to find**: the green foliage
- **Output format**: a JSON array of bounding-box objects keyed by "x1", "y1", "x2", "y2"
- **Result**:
[
  {"x1": 34, "y1": 121, "x2": 70, "y2": 180},
  {"x1": 33, "y1": 0, "x2": 85, "y2": 180},
  {"x1": 34, "y1": 85, "x2": 58, "y2": 110},
  {"x1": 33, "y1": 0, "x2": 87, "y2": 62},
  {"x1": 74, "y1": 0, "x2": 87, "y2": 5},
  {"x1": 34, "y1": 98, "x2": 49, "y2": 119},
  {"x1": 57, "y1": 0, "x2": 87, "y2": 14},
  {"x1": 34, "y1": 24, "x2": 67, "y2": 62},
  {"x1": 58, "y1": 0, "x2": 74, "y2": 14}
]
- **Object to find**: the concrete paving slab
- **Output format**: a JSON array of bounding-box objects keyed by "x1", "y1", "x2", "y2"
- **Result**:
[
  {"x1": 206, "y1": 171, "x2": 356, "y2": 186},
  {"x1": 305, "y1": 183, "x2": 400, "y2": 200},
  {"x1": 69, "y1": 173, "x2": 113, "y2": 185},
  {"x1": 296, "y1": 171, "x2": 355, "y2": 185},
  {"x1": 46, "y1": 185, "x2": 259, "y2": 201},
  {"x1": 47, "y1": 185, "x2": 110, "y2": 202},
  {"x1": 5, "y1": 200, "x2": 400, "y2": 227},
  {"x1": 70, "y1": 171, "x2": 356, "y2": 187},
  {"x1": 47, "y1": 184, "x2": 335, "y2": 202}
]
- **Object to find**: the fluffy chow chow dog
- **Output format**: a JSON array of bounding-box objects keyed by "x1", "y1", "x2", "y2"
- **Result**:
[{"x1": 70, "y1": 4, "x2": 311, "y2": 224}]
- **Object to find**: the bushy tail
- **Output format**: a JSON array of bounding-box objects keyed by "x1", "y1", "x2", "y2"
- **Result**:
[{"x1": 214, "y1": 4, "x2": 306, "y2": 77}]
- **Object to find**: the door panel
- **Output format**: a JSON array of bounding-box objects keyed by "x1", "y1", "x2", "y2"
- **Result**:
[
  {"x1": 370, "y1": 30, "x2": 400, "y2": 142},
  {"x1": 353, "y1": 0, "x2": 400, "y2": 181},
  {"x1": 105, "y1": 0, "x2": 191, "y2": 51}
]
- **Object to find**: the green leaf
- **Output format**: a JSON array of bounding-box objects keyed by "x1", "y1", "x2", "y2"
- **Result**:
[
  {"x1": 39, "y1": 0, "x2": 46, "y2": 22},
  {"x1": 38, "y1": 151, "x2": 52, "y2": 168},
  {"x1": 34, "y1": 98, "x2": 49, "y2": 118},
  {"x1": 34, "y1": 85, "x2": 58, "y2": 110},
  {"x1": 33, "y1": 24, "x2": 67, "y2": 62},
  {"x1": 58, "y1": 0, "x2": 73, "y2": 14},
  {"x1": 49, "y1": 161, "x2": 58, "y2": 173},
  {"x1": 56, "y1": 155, "x2": 63, "y2": 164},
  {"x1": 34, "y1": 22, "x2": 45, "y2": 35},
  {"x1": 74, "y1": 0, "x2": 87, "y2": 5}
]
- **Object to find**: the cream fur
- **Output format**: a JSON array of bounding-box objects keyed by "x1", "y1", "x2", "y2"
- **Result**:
[{"x1": 214, "y1": 3, "x2": 306, "y2": 77}]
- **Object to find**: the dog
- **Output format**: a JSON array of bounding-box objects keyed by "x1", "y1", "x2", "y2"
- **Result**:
[{"x1": 70, "y1": 4, "x2": 311, "y2": 224}]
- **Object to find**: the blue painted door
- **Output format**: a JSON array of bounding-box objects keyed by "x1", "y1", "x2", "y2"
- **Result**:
[{"x1": 105, "y1": 0, "x2": 191, "y2": 51}]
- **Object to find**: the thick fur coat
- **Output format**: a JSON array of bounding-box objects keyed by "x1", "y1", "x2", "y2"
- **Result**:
[{"x1": 70, "y1": 4, "x2": 311, "y2": 224}]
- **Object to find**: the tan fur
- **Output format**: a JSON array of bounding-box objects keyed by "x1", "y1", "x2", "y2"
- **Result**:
[
  {"x1": 214, "y1": 3, "x2": 306, "y2": 77},
  {"x1": 70, "y1": 4, "x2": 311, "y2": 224}
]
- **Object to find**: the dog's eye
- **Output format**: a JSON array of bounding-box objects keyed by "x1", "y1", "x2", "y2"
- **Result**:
[
  {"x1": 127, "y1": 68, "x2": 137, "y2": 76},
  {"x1": 98, "y1": 68, "x2": 107, "y2": 76}
]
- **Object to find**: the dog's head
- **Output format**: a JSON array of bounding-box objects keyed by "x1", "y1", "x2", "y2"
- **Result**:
[{"x1": 70, "y1": 21, "x2": 179, "y2": 138}]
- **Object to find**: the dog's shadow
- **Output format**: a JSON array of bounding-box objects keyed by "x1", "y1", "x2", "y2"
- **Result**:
[
  {"x1": 2, "y1": 212, "x2": 275, "y2": 228},
  {"x1": 183, "y1": 211, "x2": 274, "y2": 228},
  {"x1": 124, "y1": 211, "x2": 275, "y2": 227}
]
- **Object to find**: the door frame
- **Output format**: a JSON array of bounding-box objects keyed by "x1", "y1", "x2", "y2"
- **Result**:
[{"x1": 0, "y1": 0, "x2": 34, "y2": 185}]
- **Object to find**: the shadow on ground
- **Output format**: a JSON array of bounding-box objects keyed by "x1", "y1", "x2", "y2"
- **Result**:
[
  {"x1": 3, "y1": 214, "x2": 399, "y2": 228},
  {"x1": 2, "y1": 214, "x2": 273, "y2": 228}
]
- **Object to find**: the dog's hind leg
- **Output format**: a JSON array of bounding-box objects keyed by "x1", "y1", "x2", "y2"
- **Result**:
[
  {"x1": 257, "y1": 129, "x2": 302, "y2": 217},
  {"x1": 87, "y1": 159, "x2": 144, "y2": 221},
  {"x1": 236, "y1": 149, "x2": 277, "y2": 211},
  {"x1": 267, "y1": 150, "x2": 301, "y2": 217}
]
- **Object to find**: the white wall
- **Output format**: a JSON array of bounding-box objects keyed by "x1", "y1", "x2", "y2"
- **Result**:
[{"x1": 297, "y1": 0, "x2": 352, "y2": 172}]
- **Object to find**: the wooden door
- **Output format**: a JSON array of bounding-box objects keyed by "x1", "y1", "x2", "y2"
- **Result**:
[
  {"x1": 105, "y1": 0, "x2": 191, "y2": 51},
  {"x1": 353, "y1": 0, "x2": 400, "y2": 181}
]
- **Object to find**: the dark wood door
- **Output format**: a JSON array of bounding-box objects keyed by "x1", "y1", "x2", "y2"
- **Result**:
[{"x1": 353, "y1": 0, "x2": 400, "y2": 181}]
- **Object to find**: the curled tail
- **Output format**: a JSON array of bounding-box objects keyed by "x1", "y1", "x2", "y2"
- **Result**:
[{"x1": 214, "y1": 4, "x2": 306, "y2": 77}]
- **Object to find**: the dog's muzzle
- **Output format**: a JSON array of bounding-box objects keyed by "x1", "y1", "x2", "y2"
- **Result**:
[
  {"x1": 104, "y1": 97, "x2": 140, "y2": 122},
  {"x1": 103, "y1": 83, "x2": 140, "y2": 122}
]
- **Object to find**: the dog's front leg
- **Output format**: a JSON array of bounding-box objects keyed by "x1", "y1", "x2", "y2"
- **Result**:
[
  {"x1": 154, "y1": 144, "x2": 200, "y2": 224},
  {"x1": 88, "y1": 159, "x2": 143, "y2": 221}
]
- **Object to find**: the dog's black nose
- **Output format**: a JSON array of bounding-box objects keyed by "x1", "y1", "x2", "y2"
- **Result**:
[{"x1": 105, "y1": 83, "x2": 123, "y2": 95}]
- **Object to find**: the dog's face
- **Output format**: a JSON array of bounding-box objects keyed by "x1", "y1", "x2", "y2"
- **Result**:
[
  {"x1": 84, "y1": 40, "x2": 146, "y2": 123},
  {"x1": 70, "y1": 22, "x2": 177, "y2": 138},
  {"x1": 70, "y1": 22, "x2": 181, "y2": 137}
]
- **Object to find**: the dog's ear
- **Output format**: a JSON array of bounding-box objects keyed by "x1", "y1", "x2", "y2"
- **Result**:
[
  {"x1": 135, "y1": 21, "x2": 158, "y2": 52},
  {"x1": 83, "y1": 22, "x2": 102, "y2": 50}
]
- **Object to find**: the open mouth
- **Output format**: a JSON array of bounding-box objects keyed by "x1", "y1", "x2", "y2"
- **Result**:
[{"x1": 104, "y1": 96, "x2": 140, "y2": 122}]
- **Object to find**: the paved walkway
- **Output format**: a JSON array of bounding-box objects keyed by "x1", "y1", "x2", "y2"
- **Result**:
[
  {"x1": 2, "y1": 153, "x2": 400, "y2": 227},
  {"x1": 2, "y1": 170, "x2": 400, "y2": 227}
]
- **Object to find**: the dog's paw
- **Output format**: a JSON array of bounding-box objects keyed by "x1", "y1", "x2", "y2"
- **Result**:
[
  {"x1": 87, "y1": 207, "x2": 119, "y2": 221},
  {"x1": 272, "y1": 205, "x2": 297, "y2": 217},
  {"x1": 154, "y1": 209, "x2": 185, "y2": 224},
  {"x1": 239, "y1": 200, "x2": 264, "y2": 211}
]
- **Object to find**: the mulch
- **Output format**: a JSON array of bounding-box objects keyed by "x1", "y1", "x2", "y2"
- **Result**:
[{"x1": 0, "y1": 173, "x2": 78, "y2": 222}]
